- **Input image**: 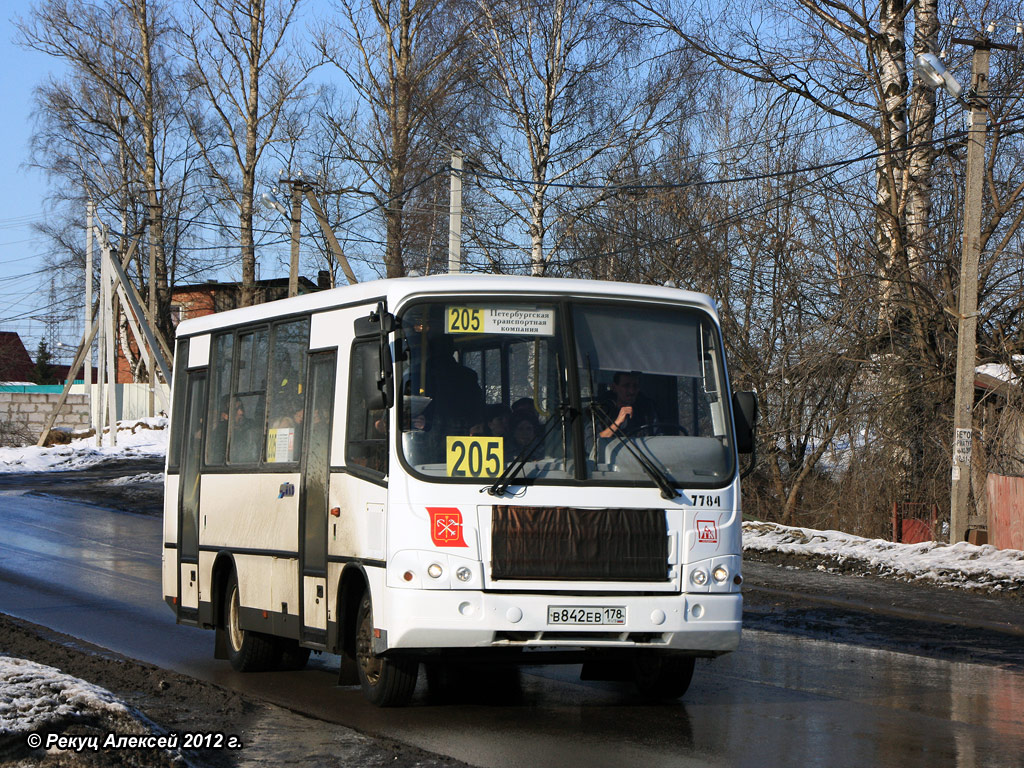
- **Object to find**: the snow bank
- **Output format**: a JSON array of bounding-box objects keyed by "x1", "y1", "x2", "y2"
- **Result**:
[
  {"x1": 100, "y1": 472, "x2": 164, "y2": 486},
  {"x1": 0, "y1": 418, "x2": 167, "y2": 473},
  {"x1": 0, "y1": 655, "x2": 131, "y2": 734},
  {"x1": 744, "y1": 521, "x2": 1024, "y2": 592}
]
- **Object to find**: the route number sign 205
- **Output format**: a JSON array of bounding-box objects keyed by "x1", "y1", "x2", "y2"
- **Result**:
[{"x1": 446, "y1": 436, "x2": 503, "y2": 477}]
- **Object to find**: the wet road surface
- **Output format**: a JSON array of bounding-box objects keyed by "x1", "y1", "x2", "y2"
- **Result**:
[{"x1": 1, "y1": 488, "x2": 1023, "y2": 767}]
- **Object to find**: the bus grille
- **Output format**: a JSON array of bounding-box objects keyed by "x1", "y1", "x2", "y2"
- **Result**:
[{"x1": 490, "y1": 506, "x2": 668, "y2": 581}]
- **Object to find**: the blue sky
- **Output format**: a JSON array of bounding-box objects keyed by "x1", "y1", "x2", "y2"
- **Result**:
[
  {"x1": 0, "y1": 1, "x2": 321, "y2": 366},
  {"x1": 0, "y1": 3, "x2": 67, "y2": 362}
]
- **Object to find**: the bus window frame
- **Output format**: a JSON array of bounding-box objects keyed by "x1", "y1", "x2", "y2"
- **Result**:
[
  {"x1": 343, "y1": 339, "x2": 390, "y2": 485},
  {"x1": 262, "y1": 317, "x2": 312, "y2": 467}
]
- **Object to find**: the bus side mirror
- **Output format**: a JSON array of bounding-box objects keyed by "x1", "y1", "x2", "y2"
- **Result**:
[
  {"x1": 355, "y1": 302, "x2": 395, "y2": 409},
  {"x1": 732, "y1": 390, "x2": 758, "y2": 454},
  {"x1": 354, "y1": 305, "x2": 395, "y2": 339}
]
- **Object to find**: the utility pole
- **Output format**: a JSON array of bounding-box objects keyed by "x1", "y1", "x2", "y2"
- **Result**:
[
  {"x1": 288, "y1": 181, "x2": 303, "y2": 298},
  {"x1": 85, "y1": 201, "x2": 95, "y2": 437},
  {"x1": 949, "y1": 36, "x2": 1016, "y2": 543},
  {"x1": 448, "y1": 150, "x2": 463, "y2": 273},
  {"x1": 264, "y1": 180, "x2": 360, "y2": 288},
  {"x1": 301, "y1": 187, "x2": 358, "y2": 286},
  {"x1": 147, "y1": 202, "x2": 156, "y2": 417}
]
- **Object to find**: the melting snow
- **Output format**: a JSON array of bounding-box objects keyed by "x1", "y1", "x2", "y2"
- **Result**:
[
  {"x1": 0, "y1": 655, "x2": 133, "y2": 735},
  {"x1": 744, "y1": 521, "x2": 1024, "y2": 592},
  {"x1": 0, "y1": 418, "x2": 167, "y2": 473}
]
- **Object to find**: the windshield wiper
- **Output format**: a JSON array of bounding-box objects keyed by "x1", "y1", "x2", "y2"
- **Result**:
[
  {"x1": 590, "y1": 404, "x2": 678, "y2": 500},
  {"x1": 487, "y1": 404, "x2": 575, "y2": 497}
]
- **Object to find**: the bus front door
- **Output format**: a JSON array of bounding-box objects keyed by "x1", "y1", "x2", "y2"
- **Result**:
[
  {"x1": 298, "y1": 351, "x2": 336, "y2": 646},
  {"x1": 177, "y1": 372, "x2": 206, "y2": 621}
]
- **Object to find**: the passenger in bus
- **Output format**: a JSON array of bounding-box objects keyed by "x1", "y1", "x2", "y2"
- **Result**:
[
  {"x1": 484, "y1": 404, "x2": 511, "y2": 438},
  {"x1": 229, "y1": 398, "x2": 261, "y2": 464},
  {"x1": 509, "y1": 411, "x2": 541, "y2": 454},
  {"x1": 414, "y1": 335, "x2": 485, "y2": 437},
  {"x1": 207, "y1": 395, "x2": 231, "y2": 463},
  {"x1": 596, "y1": 371, "x2": 658, "y2": 438},
  {"x1": 511, "y1": 397, "x2": 536, "y2": 418}
]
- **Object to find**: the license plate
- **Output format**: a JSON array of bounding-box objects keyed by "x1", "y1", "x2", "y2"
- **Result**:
[{"x1": 546, "y1": 606, "x2": 626, "y2": 625}]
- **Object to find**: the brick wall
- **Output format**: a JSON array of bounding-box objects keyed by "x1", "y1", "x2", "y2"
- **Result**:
[{"x1": 0, "y1": 392, "x2": 90, "y2": 446}]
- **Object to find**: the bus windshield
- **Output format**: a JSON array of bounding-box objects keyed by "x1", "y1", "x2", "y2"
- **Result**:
[
  {"x1": 398, "y1": 301, "x2": 571, "y2": 480},
  {"x1": 397, "y1": 299, "x2": 734, "y2": 487}
]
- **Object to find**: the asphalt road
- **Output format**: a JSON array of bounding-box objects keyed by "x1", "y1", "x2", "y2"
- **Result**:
[{"x1": 1, "y1": 486, "x2": 1023, "y2": 767}]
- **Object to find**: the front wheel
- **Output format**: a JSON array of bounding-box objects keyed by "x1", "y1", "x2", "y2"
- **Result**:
[
  {"x1": 355, "y1": 593, "x2": 418, "y2": 707},
  {"x1": 225, "y1": 573, "x2": 278, "y2": 672},
  {"x1": 632, "y1": 653, "x2": 695, "y2": 701}
]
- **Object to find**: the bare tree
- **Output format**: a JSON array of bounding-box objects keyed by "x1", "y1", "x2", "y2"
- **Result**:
[
  {"x1": 178, "y1": 0, "x2": 314, "y2": 305},
  {"x1": 466, "y1": 0, "x2": 682, "y2": 275},
  {"x1": 17, "y1": 0, "x2": 202, "y2": 371},
  {"x1": 314, "y1": 0, "x2": 473, "y2": 278}
]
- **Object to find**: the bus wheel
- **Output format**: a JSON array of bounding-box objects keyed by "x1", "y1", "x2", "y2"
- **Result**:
[
  {"x1": 632, "y1": 653, "x2": 695, "y2": 701},
  {"x1": 354, "y1": 593, "x2": 417, "y2": 707},
  {"x1": 225, "y1": 573, "x2": 278, "y2": 672}
]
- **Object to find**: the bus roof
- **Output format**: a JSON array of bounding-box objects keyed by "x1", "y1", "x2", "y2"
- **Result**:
[{"x1": 174, "y1": 274, "x2": 719, "y2": 338}]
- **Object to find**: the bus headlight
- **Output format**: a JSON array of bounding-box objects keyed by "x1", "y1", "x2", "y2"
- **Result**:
[
  {"x1": 427, "y1": 563, "x2": 444, "y2": 579},
  {"x1": 712, "y1": 565, "x2": 729, "y2": 584},
  {"x1": 690, "y1": 568, "x2": 708, "y2": 587}
]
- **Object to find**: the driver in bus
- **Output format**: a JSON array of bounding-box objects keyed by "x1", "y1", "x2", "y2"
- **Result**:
[{"x1": 596, "y1": 371, "x2": 658, "y2": 438}]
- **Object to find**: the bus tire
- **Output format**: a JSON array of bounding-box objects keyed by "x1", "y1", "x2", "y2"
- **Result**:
[
  {"x1": 355, "y1": 593, "x2": 417, "y2": 707},
  {"x1": 225, "y1": 573, "x2": 278, "y2": 672},
  {"x1": 632, "y1": 653, "x2": 695, "y2": 701}
]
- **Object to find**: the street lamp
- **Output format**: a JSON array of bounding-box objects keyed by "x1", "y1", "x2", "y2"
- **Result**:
[
  {"x1": 913, "y1": 53, "x2": 964, "y2": 100},
  {"x1": 260, "y1": 186, "x2": 301, "y2": 298}
]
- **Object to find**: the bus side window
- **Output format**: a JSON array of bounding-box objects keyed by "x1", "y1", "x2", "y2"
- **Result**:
[
  {"x1": 346, "y1": 341, "x2": 388, "y2": 476},
  {"x1": 228, "y1": 328, "x2": 268, "y2": 465},
  {"x1": 205, "y1": 332, "x2": 234, "y2": 466},
  {"x1": 265, "y1": 319, "x2": 310, "y2": 463}
]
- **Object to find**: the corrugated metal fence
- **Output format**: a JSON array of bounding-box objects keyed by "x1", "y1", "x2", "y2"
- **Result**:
[{"x1": 985, "y1": 474, "x2": 1024, "y2": 551}]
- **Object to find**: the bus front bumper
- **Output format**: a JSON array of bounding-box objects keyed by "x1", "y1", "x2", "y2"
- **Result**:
[{"x1": 378, "y1": 589, "x2": 741, "y2": 653}]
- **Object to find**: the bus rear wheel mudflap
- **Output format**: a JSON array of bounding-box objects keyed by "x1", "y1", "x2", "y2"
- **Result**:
[
  {"x1": 631, "y1": 652, "x2": 696, "y2": 701},
  {"x1": 224, "y1": 572, "x2": 279, "y2": 672},
  {"x1": 355, "y1": 593, "x2": 418, "y2": 707}
]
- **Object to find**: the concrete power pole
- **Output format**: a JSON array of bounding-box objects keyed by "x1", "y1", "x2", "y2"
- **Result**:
[
  {"x1": 85, "y1": 201, "x2": 95, "y2": 437},
  {"x1": 949, "y1": 43, "x2": 988, "y2": 543},
  {"x1": 288, "y1": 181, "x2": 303, "y2": 298},
  {"x1": 948, "y1": 36, "x2": 1016, "y2": 543},
  {"x1": 449, "y1": 150, "x2": 463, "y2": 273}
]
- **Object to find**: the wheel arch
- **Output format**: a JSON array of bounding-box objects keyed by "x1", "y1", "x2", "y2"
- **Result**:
[
  {"x1": 336, "y1": 564, "x2": 369, "y2": 659},
  {"x1": 210, "y1": 551, "x2": 237, "y2": 628},
  {"x1": 211, "y1": 552, "x2": 237, "y2": 661}
]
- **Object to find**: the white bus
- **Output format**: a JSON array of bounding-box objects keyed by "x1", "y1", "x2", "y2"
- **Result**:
[{"x1": 162, "y1": 275, "x2": 757, "y2": 706}]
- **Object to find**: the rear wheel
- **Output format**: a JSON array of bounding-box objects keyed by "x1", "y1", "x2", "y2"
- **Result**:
[
  {"x1": 632, "y1": 653, "x2": 695, "y2": 701},
  {"x1": 355, "y1": 593, "x2": 418, "y2": 707},
  {"x1": 225, "y1": 573, "x2": 278, "y2": 672}
]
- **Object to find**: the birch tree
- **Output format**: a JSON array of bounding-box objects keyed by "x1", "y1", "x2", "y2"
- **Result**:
[
  {"x1": 468, "y1": 0, "x2": 682, "y2": 275},
  {"x1": 178, "y1": 0, "x2": 314, "y2": 305},
  {"x1": 315, "y1": 0, "x2": 473, "y2": 278}
]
